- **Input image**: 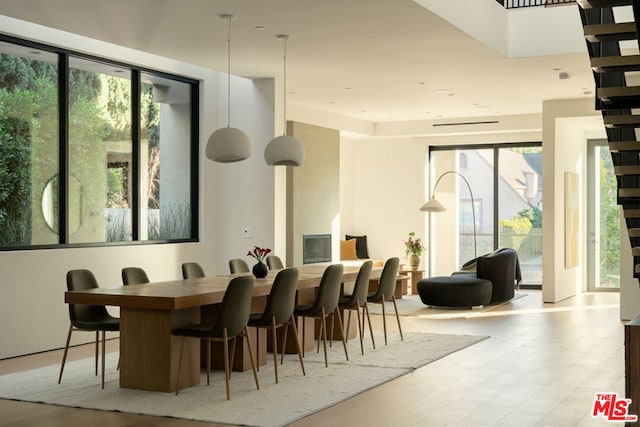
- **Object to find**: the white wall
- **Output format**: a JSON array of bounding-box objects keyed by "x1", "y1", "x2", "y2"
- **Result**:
[
  {"x1": 541, "y1": 99, "x2": 603, "y2": 303},
  {"x1": 340, "y1": 136, "x2": 427, "y2": 267},
  {"x1": 0, "y1": 17, "x2": 276, "y2": 359}
]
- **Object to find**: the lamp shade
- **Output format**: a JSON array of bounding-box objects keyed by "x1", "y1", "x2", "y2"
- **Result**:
[
  {"x1": 206, "y1": 127, "x2": 251, "y2": 163},
  {"x1": 419, "y1": 196, "x2": 446, "y2": 212},
  {"x1": 264, "y1": 135, "x2": 305, "y2": 166}
]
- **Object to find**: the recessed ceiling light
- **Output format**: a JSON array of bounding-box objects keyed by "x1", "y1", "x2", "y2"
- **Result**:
[
  {"x1": 558, "y1": 72, "x2": 571, "y2": 80},
  {"x1": 328, "y1": 101, "x2": 336, "y2": 104},
  {"x1": 434, "y1": 89, "x2": 452, "y2": 94},
  {"x1": 345, "y1": 87, "x2": 353, "y2": 91},
  {"x1": 28, "y1": 50, "x2": 41, "y2": 55},
  {"x1": 360, "y1": 109, "x2": 367, "y2": 113},
  {"x1": 113, "y1": 69, "x2": 124, "y2": 73},
  {"x1": 416, "y1": 82, "x2": 426, "y2": 86},
  {"x1": 254, "y1": 25, "x2": 265, "y2": 30}
]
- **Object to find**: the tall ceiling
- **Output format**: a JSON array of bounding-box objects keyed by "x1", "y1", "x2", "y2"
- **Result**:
[{"x1": 0, "y1": 0, "x2": 594, "y2": 124}]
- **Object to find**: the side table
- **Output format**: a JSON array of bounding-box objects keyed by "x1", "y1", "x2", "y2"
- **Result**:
[{"x1": 399, "y1": 269, "x2": 425, "y2": 295}]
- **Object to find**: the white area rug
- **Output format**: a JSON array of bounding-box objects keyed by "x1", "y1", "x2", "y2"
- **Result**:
[
  {"x1": 368, "y1": 293, "x2": 526, "y2": 319},
  {"x1": 0, "y1": 332, "x2": 486, "y2": 427}
]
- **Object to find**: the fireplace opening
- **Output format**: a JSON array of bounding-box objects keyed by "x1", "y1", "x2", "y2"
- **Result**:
[{"x1": 303, "y1": 234, "x2": 331, "y2": 264}]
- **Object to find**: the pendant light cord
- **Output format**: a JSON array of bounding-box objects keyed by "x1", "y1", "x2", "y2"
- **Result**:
[
  {"x1": 226, "y1": 16, "x2": 232, "y2": 128},
  {"x1": 278, "y1": 34, "x2": 289, "y2": 136}
]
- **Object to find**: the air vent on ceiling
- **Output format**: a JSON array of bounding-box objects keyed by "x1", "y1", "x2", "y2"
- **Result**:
[{"x1": 433, "y1": 120, "x2": 499, "y2": 127}]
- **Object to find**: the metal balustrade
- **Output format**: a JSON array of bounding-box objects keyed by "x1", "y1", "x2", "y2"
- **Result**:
[{"x1": 496, "y1": 0, "x2": 576, "y2": 8}]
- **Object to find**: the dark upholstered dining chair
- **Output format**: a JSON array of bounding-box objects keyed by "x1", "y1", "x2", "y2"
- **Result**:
[
  {"x1": 181, "y1": 262, "x2": 205, "y2": 279},
  {"x1": 336, "y1": 260, "x2": 374, "y2": 354},
  {"x1": 229, "y1": 258, "x2": 250, "y2": 274},
  {"x1": 248, "y1": 268, "x2": 305, "y2": 383},
  {"x1": 58, "y1": 269, "x2": 120, "y2": 389},
  {"x1": 121, "y1": 267, "x2": 150, "y2": 285},
  {"x1": 172, "y1": 275, "x2": 259, "y2": 399},
  {"x1": 265, "y1": 255, "x2": 284, "y2": 270},
  {"x1": 294, "y1": 263, "x2": 348, "y2": 367},
  {"x1": 367, "y1": 257, "x2": 403, "y2": 345}
]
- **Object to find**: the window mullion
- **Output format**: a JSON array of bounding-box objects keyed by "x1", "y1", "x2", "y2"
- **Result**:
[{"x1": 59, "y1": 54, "x2": 69, "y2": 245}]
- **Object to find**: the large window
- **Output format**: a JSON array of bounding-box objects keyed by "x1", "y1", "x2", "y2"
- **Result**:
[
  {"x1": 429, "y1": 143, "x2": 542, "y2": 286},
  {"x1": 0, "y1": 36, "x2": 198, "y2": 249}
]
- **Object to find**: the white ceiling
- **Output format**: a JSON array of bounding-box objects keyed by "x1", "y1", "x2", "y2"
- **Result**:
[{"x1": 0, "y1": 0, "x2": 594, "y2": 124}]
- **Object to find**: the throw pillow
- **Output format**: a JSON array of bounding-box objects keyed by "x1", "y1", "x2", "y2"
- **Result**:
[
  {"x1": 345, "y1": 234, "x2": 369, "y2": 259},
  {"x1": 340, "y1": 239, "x2": 358, "y2": 260}
]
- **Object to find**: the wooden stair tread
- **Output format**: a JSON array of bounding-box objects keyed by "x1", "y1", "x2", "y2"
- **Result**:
[
  {"x1": 578, "y1": 0, "x2": 633, "y2": 8},
  {"x1": 632, "y1": 247, "x2": 640, "y2": 256},
  {"x1": 604, "y1": 115, "x2": 640, "y2": 128},
  {"x1": 615, "y1": 165, "x2": 640, "y2": 175},
  {"x1": 592, "y1": 55, "x2": 640, "y2": 73},
  {"x1": 630, "y1": 228, "x2": 640, "y2": 237},
  {"x1": 599, "y1": 86, "x2": 640, "y2": 100},
  {"x1": 620, "y1": 188, "x2": 640, "y2": 197},
  {"x1": 625, "y1": 209, "x2": 640, "y2": 218},
  {"x1": 584, "y1": 22, "x2": 637, "y2": 43},
  {"x1": 610, "y1": 141, "x2": 640, "y2": 151}
]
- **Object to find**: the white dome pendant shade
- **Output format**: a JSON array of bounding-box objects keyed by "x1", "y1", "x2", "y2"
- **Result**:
[
  {"x1": 207, "y1": 14, "x2": 251, "y2": 163},
  {"x1": 264, "y1": 34, "x2": 305, "y2": 167},
  {"x1": 206, "y1": 126, "x2": 251, "y2": 163}
]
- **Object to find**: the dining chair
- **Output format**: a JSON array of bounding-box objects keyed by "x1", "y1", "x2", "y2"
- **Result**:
[
  {"x1": 229, "y1": 258, "x2": 250, "y2": 274},
  {"x1": 58, "y1": 269, "x2": 120, "y2": 389},
  {"x1": 248, "y1": 268, "x2": 305, "y2": 383},
  {"x1": 367, "y1": 257, "x2": 403, "y2": 345},
  {"x1": 294, "y1": 263, "x2": 348, "y2": 367},
  {"x1": 265, "y1": 255, "x2": 284, "y2": 270},
  {"x1": 334, "y1": 260, "x2": 374, "y2": 355},
  {"x1": 173, "y1": 275, "x2": 259, "y2": 399},
  {"x1": 121, "y1": 267, "x2": 150, "y2": 285},
  {"x1": 181, "y1": 262, "x2": 205, "y2": 279}
]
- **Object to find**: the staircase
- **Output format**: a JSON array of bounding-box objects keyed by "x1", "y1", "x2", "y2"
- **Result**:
[{"x1": 578, "y1": 0, "x2": 640, "y2": 279}]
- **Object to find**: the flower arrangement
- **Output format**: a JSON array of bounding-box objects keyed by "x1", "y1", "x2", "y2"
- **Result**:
[
  {"x1": 247, "y1": 246, "x2": 272, "y2": 263},
  {"x1": 404, "y1": 232, "x2": 425, "y2": 257}
]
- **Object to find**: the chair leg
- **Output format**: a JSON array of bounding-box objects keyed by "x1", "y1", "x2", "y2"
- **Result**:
[
  {"x1": 381, "y1": 297, "x2": 388, "y2": 346},
  {"x1": 95, "y1": 331, "x2": 99, "y2": 376},
  {"x1": 334, "y1": 307, "x2": 349, "y2": 361},
  {"x1": 255, "y1": 328, "x2": 260, "y2": 372},
  {"x1": 229, "y1": 336, "x2": 238, "y2": 378},
  {"x1": 175, "y1": 337, "x2": 186, "y2": 395},
  {"x1": 300, "y1": 315, "x2": 306, "y2": 357},
  {"x1": 206, "y1": 338, "x2": 211, "y2": 386},
  {"x1": 58, "y1": 324, "x2": 73, "y2": 384},
  {"x1": 355, "y1": 305, "x2": 364, "y2": 355},
  {"x1": 329, "y1": 313, "x2": 335, "y2": 348},
  {"x1": 363, "y1": 303, "x2": 375, "y2": 349},
  {"x1": 289, "y1": 315, "x2": 305, "y2": 376},
  {"x1": 320, "y1": 308, "x2": 328, "y2": 367},
  {"x1": 281, "y1": 322, "x2": 289, "y2": 365},
  {"x1": 243, "y1": 326, "x2": 260, "y2": 392},
  {"x1": 223, "y1": 329, "x2": 230, "y2": 400},
  {"x1": 391, "y1": 296, "x2": 404, "y2": 341},
  {"x1": 101, "y1": 330, "x2": 106, "y2": 389},
  {"x1": 271, "y1": 317, "x2": 279, "y2": 383}
]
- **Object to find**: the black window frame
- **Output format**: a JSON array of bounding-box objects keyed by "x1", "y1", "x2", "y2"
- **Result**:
[{"x1": 0, "y1": 34, "x2": 199, "y2": 251}]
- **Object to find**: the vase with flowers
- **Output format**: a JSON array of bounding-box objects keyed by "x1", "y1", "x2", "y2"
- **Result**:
[
  {"x1": 247, "y1": 246, "x2": 272, "y2": 278},
  {"x1": 403, "y1": 232, "x2": 424, "y2": 270}
]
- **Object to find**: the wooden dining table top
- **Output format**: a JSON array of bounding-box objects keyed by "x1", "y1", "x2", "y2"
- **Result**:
[{"x1": 65, "y1": 263, "x2": 368, "y2": 311}]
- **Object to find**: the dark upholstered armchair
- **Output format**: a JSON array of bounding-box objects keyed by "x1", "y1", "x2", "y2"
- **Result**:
[{"x1": 455, "y1": 248, "x2": 521, "y2": 303}]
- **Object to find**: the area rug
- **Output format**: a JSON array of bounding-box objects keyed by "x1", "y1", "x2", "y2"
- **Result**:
[
  {"x1": 0, "y1": 332, "x2": 487, "y2": 427},
  {"x1": 367, "y1": 293, "x2": 526, "y2": 319}
]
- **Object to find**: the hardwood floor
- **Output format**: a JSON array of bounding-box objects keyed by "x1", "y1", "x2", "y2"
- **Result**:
[{"x1": 0, "y1": 290, "x2": 626, "y2": 426}]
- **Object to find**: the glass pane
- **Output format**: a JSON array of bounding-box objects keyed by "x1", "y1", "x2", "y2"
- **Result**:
[
  {"x1": 140, "y1": 74, "x2": 192, "y2": 240},
  {"x1": 596, "y1": 146, "x2": 620, "y2": 288},
  {"x1": 429, "y1": 149, "x2": 493, "y2": 275},
  {"x1": 498, "y1": 147, "x2": 543, "y2": 285},
  {"x1": 68, "y1": 57, "x2": 132, "y2": 243},
  {"x1": 0, "y1": 42, "x2": 59, "y2": 247}
]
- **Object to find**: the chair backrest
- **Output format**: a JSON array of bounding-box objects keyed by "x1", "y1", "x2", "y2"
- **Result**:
[
  {"x1": 212, "y1": 275, "x2": 255, "y2": 337},
  {"x1": 66, "y1": 269, "x2": 112, "y2": 324},
  {"x1": 343, "y1": 260, "x2": 373, "y2": 306},
  {"x1": 121, "y1": 267, "x2": 150, "y2": 285},
  {"x1": 259, "y1": 268, "x2": 298, "y2": 324},
  {"x1": 309, "y1": 263, "x2": 344, "y2": 314},
  {"x1": 182, "y1": 262, "x2": 205, "y2": 279},
  {"x1": 477, "y1": 248, "x2": 518, "y2": 303},
  {"x1": 371, "y1": 257, "x2": 400, "y2": 300},
  {"x1": 266, "y1": 255, "x2": 284, "y2": 270},
  {"x1": 229, "y1": 258, "x2": 250, "y2": 274}
]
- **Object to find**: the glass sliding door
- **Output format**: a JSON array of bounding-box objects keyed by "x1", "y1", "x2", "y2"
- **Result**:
[
  {"x1": 498, "y1": 146, "x2": 543, "y2": 285},
  {"x1": 429, "y1": 143, "x2": 542, "y2": 287},
  {"x1": 587, "y1": 140, "x2": 620, "y2": 290}
]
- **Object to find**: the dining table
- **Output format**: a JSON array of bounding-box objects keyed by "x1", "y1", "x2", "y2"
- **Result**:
[{"x1": 64, "y1": 263, "x2": 367, "y2": 392}]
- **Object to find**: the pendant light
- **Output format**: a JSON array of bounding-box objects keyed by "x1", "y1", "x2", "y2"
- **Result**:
[
  {"x1": 206, "y1": 14, "x2": 251, "y2": 163},
  {"x1": 264, "y1": 34, "x2": 305, "y2": 167}
]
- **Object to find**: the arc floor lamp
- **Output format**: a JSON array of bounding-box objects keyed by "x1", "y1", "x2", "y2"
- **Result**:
[{"x1": 420, "y1": 170, "x2": 477, "y2": 259}]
